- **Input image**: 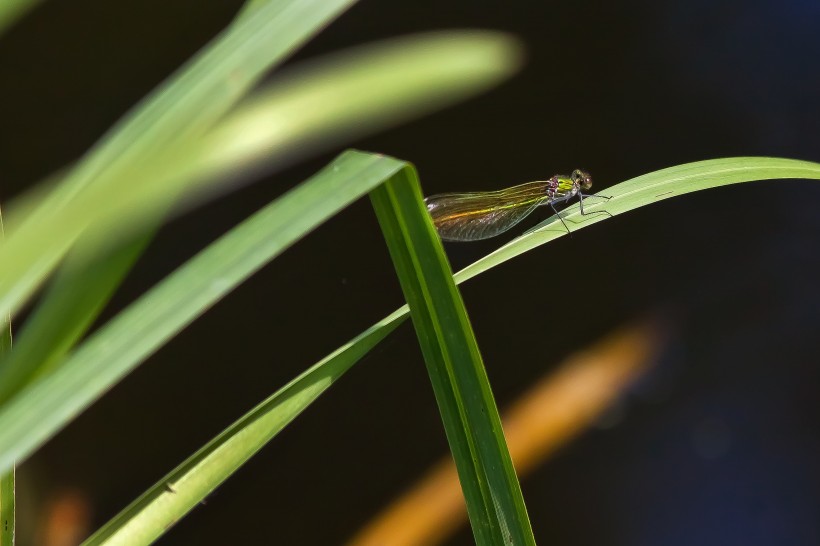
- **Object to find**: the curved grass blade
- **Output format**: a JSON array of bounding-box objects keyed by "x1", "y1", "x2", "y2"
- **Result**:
[
  {"x1": 371, "y1": 171, "x2": 535, "y2": 545},
  {"x1": 89, "y1": 314, "x2": 417, "y2": 546}
]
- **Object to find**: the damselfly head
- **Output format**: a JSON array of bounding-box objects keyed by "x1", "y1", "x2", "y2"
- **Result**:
[{"x1": 571, "y1": 169, "x2": 593, "y2": 191}]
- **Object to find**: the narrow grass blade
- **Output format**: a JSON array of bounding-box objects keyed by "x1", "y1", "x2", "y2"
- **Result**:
[
  {"x1": 370, "y1": 170, "x2": 535, "y2": 545},
  {"x1": 81, "y1": 308, "x2": 406, "y2": 546},
  {"x1": 0, "y1": 0, "x2": 359, "y2": 322},
  {"x1": 457, "y1": 157, "x2": 820, "y2": 283},
  {"x1": 0, "y1": 151, "x2": 406, "y2": 475}
]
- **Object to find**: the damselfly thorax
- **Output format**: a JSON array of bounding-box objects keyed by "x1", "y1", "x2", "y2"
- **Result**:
[{"x1": 425, "y1": 169, "x2": 601, "y2": 242}]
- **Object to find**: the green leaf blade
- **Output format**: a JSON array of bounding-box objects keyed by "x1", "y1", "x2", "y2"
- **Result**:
[{"x1": 370, "y1": 166, "x2": 535, "y2": 545}]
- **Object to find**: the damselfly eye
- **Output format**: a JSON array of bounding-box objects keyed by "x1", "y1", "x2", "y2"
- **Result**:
[{"x1": 572, "y1": 169, "x2": 593, "y2": 191}]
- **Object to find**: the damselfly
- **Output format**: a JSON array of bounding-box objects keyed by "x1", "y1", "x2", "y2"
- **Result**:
[{"x1": 425, "y1": 169, "x2": 607, "y2": 242}]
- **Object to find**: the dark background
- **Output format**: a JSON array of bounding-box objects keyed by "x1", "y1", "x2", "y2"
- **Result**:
[{"x1": 2, "y1": 0, "x2": 819, "y2": 544}]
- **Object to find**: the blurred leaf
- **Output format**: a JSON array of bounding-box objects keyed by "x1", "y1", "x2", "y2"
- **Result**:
[
  {"x1": 0, "y1": 0, "x2": 43, "y2": 36},
  {"x1": 370, "y1": 169, "x2": 535, "y2": 545},
  {"x1": 0, "y1": 233, "x2": 151, "y2": 403},
  {"x1": 234, "y1": 0, "x2": 271, "y2": 21},
  {"x1": 0, "y1": 0, "x2": 360, "y2": 322}
]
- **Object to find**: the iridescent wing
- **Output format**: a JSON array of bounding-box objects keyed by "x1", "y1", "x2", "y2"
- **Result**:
[{"x1": 424, "y1": 181, "x2": 551, "y2": 242}]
